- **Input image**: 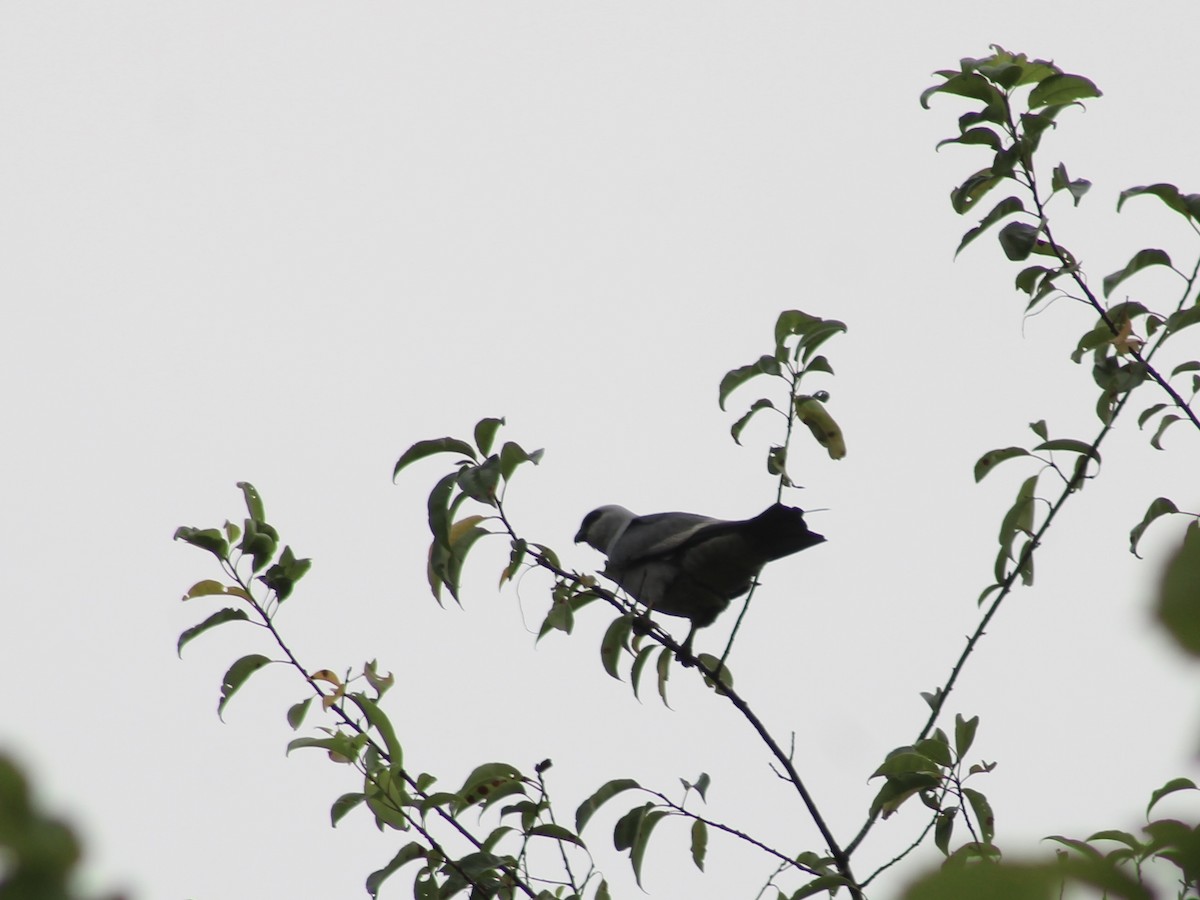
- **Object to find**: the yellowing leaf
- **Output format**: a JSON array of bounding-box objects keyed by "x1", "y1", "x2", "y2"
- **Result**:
[
  {"x1": 1111, "y1": 319, "x2": 1144, "y2": 355},
  {"x1": 183, "y1": 579, "x2": 228, "y2": 600},
  {"x1": 796, "y1": 397, "x2": 847, "y2": 459},
  {"x1": 449, "y1": 515, "x2": 487, "y2": 543}
]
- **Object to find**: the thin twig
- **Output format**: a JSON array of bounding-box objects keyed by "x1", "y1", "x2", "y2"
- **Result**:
[
  {"x1": 224, "y1": 564, "x2": 539, "y2": 899},
  {"x1": 644, "y1": 789, "x2": 824, "y2": 877},
  {"x1": 496, "y1": 504, "x2": 863, "y2": 899}
]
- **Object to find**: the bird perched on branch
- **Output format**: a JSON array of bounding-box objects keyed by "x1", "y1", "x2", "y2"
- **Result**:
[{"x1": 574, "y1": 503, "x2": 825, "y2": 655}]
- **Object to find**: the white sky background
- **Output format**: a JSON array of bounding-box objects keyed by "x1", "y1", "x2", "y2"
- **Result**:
[{"x1": 3, "y1": 2, "x2": 1199, "y2": 898}]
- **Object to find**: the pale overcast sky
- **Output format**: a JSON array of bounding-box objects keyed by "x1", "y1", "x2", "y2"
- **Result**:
[{"x1": 2, "y1": 3, "x2": 1199, "y2": 898}]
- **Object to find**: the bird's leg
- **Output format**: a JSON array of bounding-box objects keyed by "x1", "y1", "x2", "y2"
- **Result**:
[
  {"x1": 630, "y1": 612, "x2": 654, "y2": 636},
  {"x1": 628, "y1": 571, "x2": 658, "y2": 635},
  {"x1": 677, "y1": 623, "x2": 698, "y2": 667}
]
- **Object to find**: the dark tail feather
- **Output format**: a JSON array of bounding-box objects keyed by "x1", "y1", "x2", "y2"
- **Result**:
[{"x1": 745, "y1": 504, "x2": 825, "y2": 560}]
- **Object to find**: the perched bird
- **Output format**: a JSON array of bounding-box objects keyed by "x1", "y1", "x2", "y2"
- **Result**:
[{"x1": 574, "y1": 503, "x2": 825, "y2": 654}]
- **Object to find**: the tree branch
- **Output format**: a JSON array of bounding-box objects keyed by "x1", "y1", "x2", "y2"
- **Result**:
[{"x1": 494, "y1": 504, "x2": 863, "y2": 898}]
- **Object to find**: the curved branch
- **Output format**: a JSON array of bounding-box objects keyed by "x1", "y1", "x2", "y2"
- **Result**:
[
  {"x1": 225, "y1": 565, "x2": 540, "y2": 900},
  {"x1": 494, "y1": 504, "x2": 863, "y2": 899}
]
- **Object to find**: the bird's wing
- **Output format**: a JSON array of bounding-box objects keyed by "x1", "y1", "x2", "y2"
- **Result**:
[
  {"x1": 607, "y1": 512, "x2": 724, "y2": 568},
  {"x1": 613, "y1": 505, "x2": 823, "y2": 588}
]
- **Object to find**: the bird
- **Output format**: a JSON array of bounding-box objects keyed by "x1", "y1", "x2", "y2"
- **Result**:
[{"x1": 574, "y1": 503, "x2": 825, "y2": 655}]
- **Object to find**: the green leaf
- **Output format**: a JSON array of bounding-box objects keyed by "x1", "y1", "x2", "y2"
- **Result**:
[
  {"x1": 457, "y1": 456, "x2": 502, "y2": 506},
  {"x1": 595, "y1": 879, "x2": 611, "y2": 900},
  {"x1": 600, "y1": 616, "x2": 633, "y2": 680},
  {"x1": 955, "y1": 714, "x2": 980, "y2": 758},
  {"x1": 1019, "y1": 106, "x2": 1066, "y2": 154},
  {"x1": 1147, "y1": 777, "x2": 1198, "y2": 816},
  {"x1": 365, "y1": 842, "x2": 427, "y2": 899},
  {"x1": 950, "y1": 168, "x2": 1001, "y2": 215},
  {"x1": 774, "y1": 309, "x2": 824, "y2": 348},
  {"x1": 1118, "y1": 183, "x2": 1200, "y2": 221},
  {"x1": 630, "y1": 808, "x2": 669, "y2": 887},
  {"x1": 656, "y1": 646, "x2": 672, "y2": 706},
  {"x1": 795, "y1": 321, "x2": 848, "y2": 363},
  {"x1": 331, "y1": 791, "x2": 366, "y2": 826},
  {"x1": 498, "y1": 538, "x2": 527, "y2": 588},
  {"x1": 173, "y1": 526, "x2": 230, "y2": 560},
  {"x1": 1028, "y1": 419, "x2": 1048, "y2": 441},
  {"x1": 238, "y1": 518, "x2": 279, "y2": 574},
  {"x1": 1031, "y1": 439, "x2": 1100, "y2": 467},
  {"x1": 537, "y1": 584, "x2": 599, "y2": 640},
  {"x1": 718, "y1": 356, "x2": 781, "y2": 411},
  {"x1": 287, "y1": 733, "x2": 363, "y2": 760},
  {"x1": 347, "y1": 693, "x2": 403, "y2": 764},
  {"x1": 695, "y1": 654, "x2": 734, "y2": 690},
  {"x1": 974, "y1": 447, "x2": 1029, "y2": 483},
  {"x1": 803, "y1": 355, "x2": 834, "y2": 375},
  {"x1": 767, "y1": 444, "x2": 787, "y2": 479},
  {"x1": 920, "y1": 72, "x2": 1007, "y2": 120},
  {"x1": 499, "y1": 441, "x2": 545, "y2": 481},
  {"x1": 576, "y1": 779, "x2": 641, "y2": 833},
  {"x1": 456, "y1": 762, "x2": 525, "y2": 811},
  {"x1": 448, "y1": 516, "x2": 493, "y2": 603},
  {"x1": 613, "y1": 803, "x2": 647, "y2": 852},
  {"x1": 1157, "y1": 522, "x2": 1200, "y2": 656},
  {"x1": 217, "y1": 654, "x2": 273, "y2": 719},
  {"x1": 792, "y1": 875, "x2": 851, "y2": 899},
  {"x1": 691, "y1": 772, "x2": 711, "y2": 802},
  {"x1": 1028, "y1": 73, "x2": 1101, "y2": 108},
  {"x1": 1137, "y1": 403, "x2": 1168, "y2": 430},
  {"x1": 1164, "y1": 304, "x2": 1200, "y2": 337},
  {"x1": 956, "y1": 196, "x2": 1025, "y2": 257},
  {"x1": 936, "y1": 127, "x2": 1004, "y2": 152},
  {"x1": 176, "y1": 608, "x2": 250, "y2": 657},
  {"x1": 935, "y1": 809, "x2": 956, "y2": 856},
  {"x1": 473, "y1": 417, "x2": 505, "y2": 456},
  {"x1": 363, "y1": 762, "x2": 412, "y2": 827},
  {"x1": 1070, "y1": 319, "x2": 1116, "y2": 364},
  {"x1": 1087, "y1": 829, "x2": 1141, "y2": 850},
  {"x1": 730, "y1": 399, "x2": 776, "y2": 445},
  {"x1": 1171, "y1": 361, "x2": 1200, "y2": 377},
  {"x1": 915, "y1": 737, "x2": 953, "y2": 767},
  {"x1": 1150, "y1": 414, "x2": 1181, "y2": 450},
  {"x1": 1102, "y1": 248, "x2": 1172, "y2": 298},
  {"x1": 237, "y1": 481, "x2": 265, "y2": 523},
  {"x1": 528, "y1": 823, "x2": 584, "y2": 847},
  {"x1": 998, "y1": 221, "x2": 1039, "y2": 260},
  {"x1": 690, "y1": 819, "x2": 707, "y2": 871},
  {"x1": 392, "y1": 437, "x2": 477, "y2": 481},
  {"x1": 870, "y1": 772, "x2": 942, "y2": 818},
  {"x1": 630, "y1": 645, "x2": 655, "y2": 700},
  {"x1": 977, "y1": 583, "x2": 1003, "y2": 608},
  {"x1": 258, "y1": 546, "x2": 311, "y2": 602},
  {"x1": 1051, "y1": 163, "x2": 1091, "y2": 206},
  {"x1": 427, "y1": 471, "x2": 459, "y2": 550},
  {"x1": 902, "y1": 863, "x2": 1056, "y2": 900},
  {"x1": 962, "y1": 787, "x2": 995, "y2": 843},
  {"x1": 1015, "y1": 266, "x2": 1053, "y2": 296},
  {"x1": 871, "y1": 749, "x2": 941, "y2": 779},
  {"x1": 287, "y1": 697, "x2": 313, "y2": 730},
  {"x1": 996, "y1": 475, "x2": 1039, "y2": 581}
]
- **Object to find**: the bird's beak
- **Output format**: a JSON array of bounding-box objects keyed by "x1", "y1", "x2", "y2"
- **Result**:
[{"x1": 573, "y1": 527, "x2": 587, "y2": 543}]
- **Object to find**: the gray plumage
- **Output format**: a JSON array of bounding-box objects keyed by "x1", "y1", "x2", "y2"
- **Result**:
[{"x1": 574, "y1": 503, "x2": 825, "y2": 653}]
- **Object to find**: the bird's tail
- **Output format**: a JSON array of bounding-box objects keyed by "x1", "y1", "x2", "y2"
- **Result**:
[{"x1": 744, "y1": 504, "x2": 826, "y2": 560}]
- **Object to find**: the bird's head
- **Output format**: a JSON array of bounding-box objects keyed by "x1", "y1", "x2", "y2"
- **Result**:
[{"x1": 574, "y1": 505, "x2": 636, "y2": 554}]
